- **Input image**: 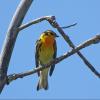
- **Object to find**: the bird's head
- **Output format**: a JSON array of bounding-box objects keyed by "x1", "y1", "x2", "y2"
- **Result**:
[
  {"x1": 40, "y1": 30, "x2": 59, "y2": 39},
  {"x1": 40, "y1": 30, "x2": 59, "y2": 45}
]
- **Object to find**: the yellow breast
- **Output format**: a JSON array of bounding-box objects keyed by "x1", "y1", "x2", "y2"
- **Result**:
[{"x1": 39, "y1": 43, "x2": 54, "y2": 65}]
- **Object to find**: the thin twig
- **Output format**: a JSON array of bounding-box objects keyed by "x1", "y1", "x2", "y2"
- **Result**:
[
  {"x1": 7, "y1": 34, "x2": 100, "y2": 84},
  {"x1": 61, "y1": 23, "x2": 77, "y2": 29}
]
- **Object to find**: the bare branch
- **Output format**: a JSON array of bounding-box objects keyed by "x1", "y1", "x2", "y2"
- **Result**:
[
  {"x1": 18, "y1": 16, "x2": 52, "y2": 31},
  {"x1": 7, "y1": 34, "x2": 100, "y2": 84},
  {"x1": 0, "y1": 0, "x2": 33, "y2": 94},
  {"x1": 18, "y1": 16, "x2": 77, "y2": 31}
]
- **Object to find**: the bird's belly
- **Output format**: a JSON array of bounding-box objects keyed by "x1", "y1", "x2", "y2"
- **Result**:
[{"x1": 39, "y1": 46, "x2": 54, "y2": 64}]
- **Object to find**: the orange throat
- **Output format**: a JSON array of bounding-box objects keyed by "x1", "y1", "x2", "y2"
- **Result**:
[{"x1": 43, "y1": 37, "x2": 54, "y2": 47}]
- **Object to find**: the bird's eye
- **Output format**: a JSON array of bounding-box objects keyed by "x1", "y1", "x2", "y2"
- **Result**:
[
  {"x1": 45, "y1": 32, "x2": 49, "y2": 35},
  {"x1": 50, "y1": 32, "x2": 53, "y2": 36}
]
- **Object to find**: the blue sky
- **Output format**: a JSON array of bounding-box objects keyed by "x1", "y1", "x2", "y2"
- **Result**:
[{"x1": 0, "y1": 0, "x2": 100, "y2": 99}]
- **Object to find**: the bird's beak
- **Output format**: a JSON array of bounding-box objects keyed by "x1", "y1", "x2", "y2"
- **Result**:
[
  {"x1": 55, "y1": 34, "x2": 59, "y2": 38},
  {"x1": 56, "y1": 35, "x2": 59, "y2": 37}
]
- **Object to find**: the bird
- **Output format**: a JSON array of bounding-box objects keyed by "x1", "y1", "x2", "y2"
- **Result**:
[{"x1": 35, "y1": 30, "x2": 58, "y2": 91}]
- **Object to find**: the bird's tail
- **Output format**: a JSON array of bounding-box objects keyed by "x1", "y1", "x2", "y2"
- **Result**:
[{"x1": 37, "y1": 69, "x2": 49, "y2": 91}]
